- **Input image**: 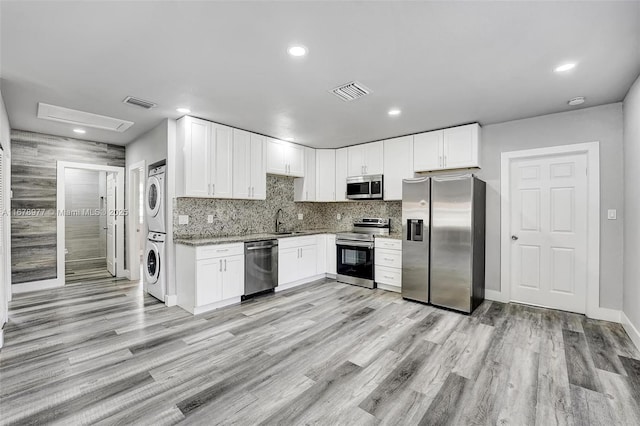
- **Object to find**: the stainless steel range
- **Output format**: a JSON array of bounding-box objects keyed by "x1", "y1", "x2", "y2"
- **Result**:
[{"x1": 336, "y1": 218, "x2": 390, "y2": 289}]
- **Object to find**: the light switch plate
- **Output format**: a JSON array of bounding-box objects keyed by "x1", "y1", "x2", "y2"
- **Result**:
[
  {"x1": 178, "y1": 215, "x2": 189, "y2": 225},
  {"x1": 337, "y1": 213, "x2": 341, "y2": 220},
  {"x1": 207, "y1": 215, "x2": 214, "y2": 223},
  {"x1": 298, "y1": 213, "x2": 303, "y2": 220},
  {"x1": 607, "y1": 209, "x2": 617, "y2": 220}
]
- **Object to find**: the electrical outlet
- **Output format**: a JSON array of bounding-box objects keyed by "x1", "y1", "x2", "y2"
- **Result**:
[
  {"x1": 298, "y1": 213, "x2": 303, "y2": 220},
  {"x1": 607, "y1": 209, "x2": 617, "y2": 220},
  {"x1": 207, "y1": 215, "x2": 214, "y2": 223},
  {"x1": 337, "y1": 213, "x2": 341, "y2": 220},
  {"x1": 178, "y1": 215, "x2": 189, "y2": 225}
]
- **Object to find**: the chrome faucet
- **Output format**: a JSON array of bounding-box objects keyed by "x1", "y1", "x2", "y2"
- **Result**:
[{"x1": 275, "y1": 209, "x2": 284, "y2": 233}]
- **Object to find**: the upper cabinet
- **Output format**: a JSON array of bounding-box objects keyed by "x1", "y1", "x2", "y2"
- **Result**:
[
  {"x1": 233, "y1": 129, "x2": 266, "y2": 200},
  {"x1": 177, "y1": 116, "x2": 233, "y2": 198},
  {"x1": 294, "y1": 147, "x2": 316, "y2": 202},
  {"x1": 316, "y1": 150, "x2": 336, "y2": 202},
  {"x1": 266, "y1": 138, "x2": 304, "y2": 177},
  {"x1": 335, "y1": 148, "x2": 348, "y2": 202},
  {"x1": 413, "y1": 123, "x2": 480, "y2": 172},
  {"x1": 383, "y1": 136, "x2": 414, "y2": 201},
  {"x1": 347, "y1": 141, "x2": 383, "y2": 177}
]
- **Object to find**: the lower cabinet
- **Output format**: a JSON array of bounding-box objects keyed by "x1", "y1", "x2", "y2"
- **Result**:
[
  {"x1": 278, "y1": 236, "x2": 318, "y2": 288},
  {"x1": 374, "y1": 238, "x2": 402, "y2": 293},
  {"x1": 326, "y1": 234, "x2": 336, "y2": 276},
  {"x1": 176, "y1": 243, "x2": 245, "y2": 314}
]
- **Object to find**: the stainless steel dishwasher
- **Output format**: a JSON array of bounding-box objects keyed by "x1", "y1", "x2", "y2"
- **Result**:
[{"x1": 244, "y1": 240, "x2": 278, "y2": 297}]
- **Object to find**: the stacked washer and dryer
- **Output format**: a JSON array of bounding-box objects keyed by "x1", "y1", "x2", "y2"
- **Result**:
[{"x1": 144, "y1": 163, "x2": 167, "y2": 302}]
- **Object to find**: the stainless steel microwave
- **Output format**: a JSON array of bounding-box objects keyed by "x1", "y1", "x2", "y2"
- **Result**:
[{"x1": 346, "y1": 175, "x2": 383, "y2": 200}]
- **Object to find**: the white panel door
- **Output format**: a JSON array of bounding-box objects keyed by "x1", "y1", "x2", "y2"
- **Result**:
[
  {"x1": 299, "y1": 245, "x2": 317, "y2": 280},
  {"x1": 222, "y1": 255, "x2": 244, "y2": 299},
  {"x1": 326, "y1": 234, "x2": 337, "y2": 275},
  {"x1": 232, "y1": 129, "x2": 251, "y2": 199},
  {"x1": 413, "y1": 130, "x2": 443, "y2": 172},
  {"x1": 250, "y1": 134, "x2": 266, "y2": 199},
  {"x1": 278, "y1": 247, "x2": 300, "y2": 285},
  {"x1": 316, "y1": 150, "x2": 336, "y2": 201},
  {"x1": 335, "y1": 148, "x2": 348, "y2": 201},
  {"x1": 509, "y1": 153, "x2": 588, "y2": 313},
  {"x1": 443, "y1": 124, "x2": 479, "y2": 169},
  {"x1": 197, "y1": 258, "x2": 223, "y2": 305},
  {"x1": 185, "y1": 118, "x2": 211, "y2": 197},
  {"x1": 383, "y1": 136, "x2": 413, "y2": 200},
  {"x1": 363, "y1": 141, "x2": 384, "y2": 175},
  {"x1": 106, "y1": 172, "x2": 116, "y2": 276}
]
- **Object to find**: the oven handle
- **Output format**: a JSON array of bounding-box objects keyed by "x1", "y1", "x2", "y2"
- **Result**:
[{"x1": 336, "y1": 240, "x2": 374, "y2": 249}]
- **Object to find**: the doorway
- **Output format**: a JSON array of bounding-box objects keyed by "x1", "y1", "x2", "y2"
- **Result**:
[
  {"x1": 57, "y1": 161, "x2": 125, "y2": 285},
  {"x1": 127, "y1": 161, "x2": 145, "y2": 282},
  {"x1": 500, "y1": 142, "x2": 602, "y2": 318}
]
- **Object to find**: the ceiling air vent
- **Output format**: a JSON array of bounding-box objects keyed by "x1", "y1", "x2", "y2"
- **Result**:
[
  {"x1": 330, "y1": 81, "x2": 372, "y2": 102},
  {"x1": 37, "y1": 103, "x2": 134, "y2": 132},
  {"x1": 122, "y1": 96, "x2": 157, "y2": 109}
]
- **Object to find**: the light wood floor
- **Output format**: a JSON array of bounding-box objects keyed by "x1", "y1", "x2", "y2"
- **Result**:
[{"x1": 1, "y1": 276, "x2": 639, "y2": 425}]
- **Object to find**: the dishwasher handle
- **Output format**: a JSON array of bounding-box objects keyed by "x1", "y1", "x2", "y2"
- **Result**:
[{"x1": 246, "y1": 244, "x2": 277, "y2": 251}]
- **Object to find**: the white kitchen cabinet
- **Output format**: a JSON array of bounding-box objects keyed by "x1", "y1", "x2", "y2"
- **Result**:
[
  {"x1": 335, "y1": 148, "x2": 348, "y2": 201},
  {"x1": 316, "y1": 150, "x2": 336, "y2": 201},
  {"x1": 413, "y1": 130, "x2": 443, "y2": 172},
  {"x1": 176, "y1": 243, "x2": 245, "y2": 314},
  {"x1": 233, "y1": 129, "x2": 266, "y2": 200},
  {"x1": 177, "y1": 116, "x2": 233, "y2": 198},
  {"x1": 267, "y1": 138, "x2": 305, "y2": 177},
  {"x1": 374, "y1": 238, "x2": 402, "y2": 293},
  {"x1": 413, "y1": 123, "x2": 480, "y2": 172},
  {"x1": 326, "y1": 234, "x2": 336, "y2": 276},
  {"x1": 383, "y1": 136, "x2": 414, "y2": 200},
  {"x1": 347, "y1": 141, "x2": 383, "y2": 177},
  {"x1": 278, "y1": 236, "x2": 318, "y2": 287},
  {"x1": 294, "y1": 147, "x2": 316, "y2": 201}
]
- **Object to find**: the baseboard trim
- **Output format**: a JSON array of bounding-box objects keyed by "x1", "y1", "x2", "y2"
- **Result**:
[
  {"x1": 165, "y1": 294, "x2": 177, "y2": 307},
  {"x1": 12, "y1": 279, "x2": 63, "y2": 294},
  {"x1": 485, "y1": 289, "x2": 509, "y2": 303},
  {"x1": 276, "y1": 274, "x2": 326, "y2": 292},
  {"x1": 0, "y1": 328, "x2": 4, "y2": 349},
  {"x1": 376, "y1": 283, "x2": 401, "y2": 293},
  {"x1": 621, "y1": 312, "x2": 640, "y2": 353},
  {"x1": 587, "y1": 307, "x2": 621, "y2": 323}
]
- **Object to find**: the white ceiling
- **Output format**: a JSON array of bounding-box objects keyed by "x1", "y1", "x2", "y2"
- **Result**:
[{"x1": 1, "y1": 1, "x2": 639, "y2": 148}]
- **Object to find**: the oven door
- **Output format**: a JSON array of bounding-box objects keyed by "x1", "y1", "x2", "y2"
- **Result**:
[{"x1": 336, "y1": 240, "x2": 375, "y2": 288}]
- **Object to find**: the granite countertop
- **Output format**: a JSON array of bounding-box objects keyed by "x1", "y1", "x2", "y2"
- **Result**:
[{"x1": 175, "y1": 229, "x2": 336, "y2": 246}]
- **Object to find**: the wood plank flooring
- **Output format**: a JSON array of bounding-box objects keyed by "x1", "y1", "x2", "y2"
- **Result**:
[{"x1": 1, "y1": 276, "x2": 639, "y2": 425}]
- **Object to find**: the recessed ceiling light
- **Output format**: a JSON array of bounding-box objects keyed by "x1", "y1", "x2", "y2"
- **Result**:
[
  {"x1": 287, "y1": 45, "x2": 308, "y2": 57},
  {"x1": 388, "y1": 109, "x2": 401, "y2": 116},
  {"x1": 73, "y1": 128, "x2": 86, "y2": 134},
  {"x1": 554, "y1": 63, "x2": 576, "y2": 73},
  {"x1": 568, "y1": 96, "x2": 585, "y2": 106},
  {"x1": 176, "y1": 107, "x2": 191, "y2": 114}
]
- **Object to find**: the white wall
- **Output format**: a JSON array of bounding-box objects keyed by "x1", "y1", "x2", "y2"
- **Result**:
[
  {"x1": 0, "y1": 88, "x2": 11, "y2": 346},
  {"x1": 623, "y1": 74, "x2": 640, "y2": 335},
  {"x1": 476, "y1": 103, "x2": 624, "y2": 310}
]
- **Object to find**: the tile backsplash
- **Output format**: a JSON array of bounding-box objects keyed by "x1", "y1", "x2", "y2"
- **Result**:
[{"x1": 174, "y1": 175, "x2": 401, "y2": 238}]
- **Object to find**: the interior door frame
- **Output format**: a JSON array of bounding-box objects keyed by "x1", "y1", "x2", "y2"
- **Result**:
[
  {"x1": 127, "y1": 160, "x2": 145, "y2": 281},
  {"x1": 500, "y1": 141, "x2": 611, "y2": 320},
  {"x1": 57, "y1": 161, "x2": 126, "y2": 286}
]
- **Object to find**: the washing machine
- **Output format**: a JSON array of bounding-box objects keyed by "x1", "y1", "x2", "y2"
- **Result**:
[
  {"x1": 144, "y1": 231, "x2": 166, "y2": 302},
  {"x1": 146, "y1": 164, "x2": 166, "y2": 233}
]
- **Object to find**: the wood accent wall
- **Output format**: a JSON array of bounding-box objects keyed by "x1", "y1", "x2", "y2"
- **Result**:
[{"x1": 10, "y1": 130, "x2": 125, "y2": 284}]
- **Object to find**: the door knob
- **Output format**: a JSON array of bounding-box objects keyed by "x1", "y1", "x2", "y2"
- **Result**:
[{"x1": 511, "y1": 235, "x2": 519, "y2": 241}]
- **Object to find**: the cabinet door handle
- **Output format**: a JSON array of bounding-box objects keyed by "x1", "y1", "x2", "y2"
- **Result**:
[
  {"x1": 444, "y1": 155, "x2": 447, "y2": 166},
  {"x1": 212, "y1": 183, "x2": 215, "y2": 195},
  {"x1": 384, "y1": 275, "x2": 394, "y2": 280},
  {"x1": 219, "y1": 259, "x2": 222, "y2": 272},
  {"x1": 251, "y1": 187, "x2": 254, "y2": 197},
  {"x1": 248, "y1": 186, "x2": 251, "y2": 197},
  {"x1": 224, "y1": 259, "x2": 227, "y2": 271},
  {"x1": 306, "y1": 191, "x2": 308, "y2": 200}
]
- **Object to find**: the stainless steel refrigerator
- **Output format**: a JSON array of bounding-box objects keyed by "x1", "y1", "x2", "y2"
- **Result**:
[
  {"x1": 401, "y1": 177, "x2": 431, "y2": 303},
  {"x1": 430, "y1": 175, "x2": 485, "y2": 313},
  {"x1": 401, "y1": 174, "x2": 486, "y2": 313}
]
